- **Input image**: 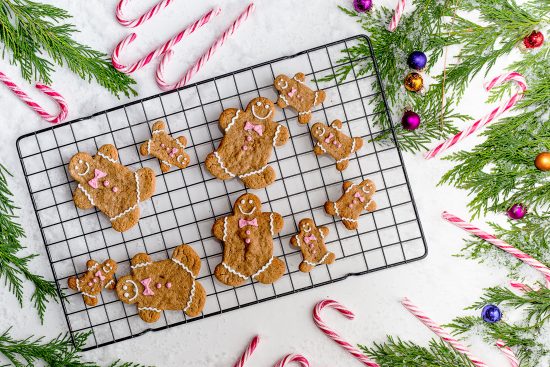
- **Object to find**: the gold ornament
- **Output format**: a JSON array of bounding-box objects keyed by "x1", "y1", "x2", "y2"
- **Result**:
[
  {"x1": 534, "y1": 152, "x2": 550, "y2": 171},
  {"x1": 404, "y1": 72, "x2": 423, "y2": 92}
]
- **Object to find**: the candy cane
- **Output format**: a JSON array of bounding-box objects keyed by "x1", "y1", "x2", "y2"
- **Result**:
[
  {"x1": 313, "y1": 300, "x2": 380, "y2": 367},
  {"x1": 116, "y1": 0, "x2": 174, "y2": 28},
  {"x1": 425, "y1": 72, "x2": 527, "y2": 159},
  {"x1": 273, "y1": 354, "x2": 310, "y2": 367},
  {"x1": 232, "y1": 335, "x2": 260, "y2": 367},
  {"x1": 388, "y1": 0, "x2": 406, "y2": 31},
  {"x1": 156, "y1": 2, "x2": 255, "y2": 91},
  {"x1": 442, "y1": 211, "x2": 550, "y2": 288},
  {"x1": 402, "y1": 297, "x2": 488, "y2": 367},
  {"x1": 112, "y1": 7, "x2": 221, "y2": 74},
  {"x1": 0, "y1": 71, "x2": 68, "y2": 124},
  {"x1": 496, "y1": 340, "x2": 520, "y2": 367}
]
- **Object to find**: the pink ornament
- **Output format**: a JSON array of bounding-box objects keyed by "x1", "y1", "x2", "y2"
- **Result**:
[{"x1": 507, "y1": 204, "x2": 527, "y2": 220}]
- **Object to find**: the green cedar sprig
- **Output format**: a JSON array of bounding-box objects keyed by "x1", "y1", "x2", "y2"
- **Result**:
[
  {"x1": 0, "y1": 0, "x2": 137, "y2": 98},
  {"x1": 0, "y1": 164, "x2": 57, "y2": 323}
]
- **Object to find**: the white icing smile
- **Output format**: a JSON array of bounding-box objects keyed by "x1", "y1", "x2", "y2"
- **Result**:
[
  {"x1": 123, "y1": 280, "x2": 139, "y2": 302},
  {"x1": 278, "y1": 80, "x2": 288, "y2": 90},
  {"x1": 316, "y1": 127, "x2": 325, "y2": 138},
  {"x1": 177, "y1": 155, "x2": 186, "y2": 164},
  {"x1": 239, "y1": 205, "x2": 256, "y2": 215},
  {"x1": 75, "y1": 160, "x2": 90, "y2": 176},
  {"x1": 362, "y1": 186, "x2": 371, "y2": 195},
  {"x1": 303, "y1": 224, "x2": 311, "y2": 232},
  {"x1": 252, "y1": 104, "x2": 272, "y2": 120}
]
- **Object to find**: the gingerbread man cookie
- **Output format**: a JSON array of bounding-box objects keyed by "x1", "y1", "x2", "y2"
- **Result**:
[
  {"x1": 116, "y1": 244, "x2": 206, "y2": 323},
  {"x1": 325, "y1": 179, "x2": 377, "y2": 230},
  {"x1": 290, "y1": 219, "x2": 335, "y2": 272},
  {"x1": 311, "y1": 120, "x2": 363, "y2": 171},
  {"x1": 212, "y1": 193, "x2": 286, "y2": 286},
  {"x1": 139, "y1": 120, "x2": 190, "y2": 173},
  {"x1": 205, "y1": 97, "x2": 290, "y2": 189},
  {"x1": 68, "y1": 259, "x2": 117, "y2": 306},
  {"x1": 274, "y1": 72, "x2": 326, "y2": 124},
  {"x1": 69, "y1": 144, "x2": 156, "y2": 232}
]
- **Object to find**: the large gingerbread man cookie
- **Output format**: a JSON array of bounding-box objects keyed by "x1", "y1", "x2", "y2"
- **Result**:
[
  {"x1": 205, "y1": 97, "x2": 290, "y2": 189},
  {"x1": 325, "y1": 179, "x2": 377, "y2": 230},
  {"x1": 139, "y1": 120, "x2": 190, "y2": 173},
  {"x1": 274, "y1": 72, "x2": 326, "y2": 124},
  {"x1": 212, "y1": 193, "x2": 286, "y2": 286},
  {"x1": 67, "y1": 259, "x2": 117, "y2": 306},
  {"x1": 69, "y1": 144, "x2": 156, "y2": 232},
  {"x1": 311, "y1": 120, "x2": 364, "y2": 171},
  {"x1": 116, "y1": 244, "x2": 206, "y2": 323},
  {"x1": 290, "y1": 218, "x2": 335, "y2": 273}
]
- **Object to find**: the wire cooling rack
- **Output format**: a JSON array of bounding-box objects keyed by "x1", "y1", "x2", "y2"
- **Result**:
[{"x1": 17, "y1": 35, "x2": 427, "y2": 350}]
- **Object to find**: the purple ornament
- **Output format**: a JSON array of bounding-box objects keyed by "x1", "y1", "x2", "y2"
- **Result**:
[
  {"x1": 481, "y1": 304, "x2": 502, "y2": 323},
  {"x1": 407, "y1": 51, "x2": 428, "y2": 70},
  {"x1": 353, "y1": 0, "x2": 373, "y2": 13},
  {"x1": 401, "y1": 110, "x2": 421, "y2": 130},
  {"x1": 507, "y1": 204, "x2": 527, "y2": 220}
]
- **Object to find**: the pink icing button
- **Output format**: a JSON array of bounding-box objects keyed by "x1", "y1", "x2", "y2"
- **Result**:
[
  {"x1": 245, "y1": 238, "x2": 251, "y2": 244},
  {"x1": 161, "y1": 143, "x2": 165, "y2": 148},
  {"x1": 166, "y1": 282, "x2": 172, "y2": 288},
  {"x1": 103, "y1": 180, "x2": 110, "y2": 187},
  {"x1": 87, "y1": 282, "x2": 93, "y2": 287},
  {"x1": 353, "y1": 199, "x2": 358, "y2": 204},
  {"x1": 348, "y1": 204, "x2": 353, "y2": 208},
  {"x1": 247, "y1": 136, "x2": 253, "y2": 142},
  {"x1": 246, "y1": 230, "x2": 251, "y2": 235},
  {"x1": 242, "y1": 145, "x2": 248, "y2": 151},
  {"x1": 93, "y1": 278, "x2": 98, "y2": 283},
  {"x1": 156, "y1": 283, "x2": 162, "y2": 289},
  {"x1": 112, "y1": 187, "x2": 119, "y2": 193}
]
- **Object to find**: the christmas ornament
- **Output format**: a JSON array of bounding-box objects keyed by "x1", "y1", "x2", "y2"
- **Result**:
[
  {"x1": 407, "y1": 51, "x2": 427, "y2": 70},
  {"x1": 481, "y1": 304, "x2": 502, "y2": 323},
  {"x1": 404, "y1": 72, "x2": 423, "y2": 92},
  {"x1": 523, "y1": 30, "x2": 544, "y2": 49},
  {"x1": 507, "y1": 204, "x2": 527, "y2": 220},
  {"x1": 401, "y1": 110, "x2": 421, "y2": 130},
  {"x1": 534, "y1": 152, "x2": 550, "y2": 171},
  {"x1": 353, "y1": 0, "x2": 373, "y2": 13}
]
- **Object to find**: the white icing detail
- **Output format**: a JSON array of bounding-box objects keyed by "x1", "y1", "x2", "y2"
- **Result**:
[
  {"x1": 175, "y1": 139, "x2": 186, "y2": 150},
  {"x1": 248, "y1": 199, "x2": 253, "y2": 204},
  {"x1": 87, "y1": 263, "x2": 99, "y2": 272},
  {"x1": 294, "y1": 235, "x2": 301, "y2": 248},
  {"x1": 138, "y1": 306, "x2": 161, "y2": 312},
  {"x1": 131, "y1": 262, "x2": 152, "y2": 270},
  {"x1": 278, "y1": 80, "x2": 288, "y2": 90},
  {"x1": 152, "y1": 129, "x2": 164, "y2": 134},
  {"x1": 239, "y1": 165, "x2": 268, "y2": 179},
  {"x1": 184, "y1": 280, "x2": 196, "y2": 313},
  {"x1": 76, "y1": 162, "x2": 90, "y2": 176},
  {"x1": 298, "y1": 111, "x2": 311, "y2": 116},
  {"x1": 172, "y1": 258, "x2": 196, "y2": 279},
  {"x1": 238, "y1": 205, "x2": 256, "y2": 215},
  {"x1": 123, "y1": 285, "x2": 128, "y2": 291},
  {"x1": 176, "y1": 155, "x2": 186, "y2": 164},
  {"x1": 272, "y1": 125, "x2": 281, "y2": 146},
  {"x1": 104, "y1": 279, "x2": 114, "y2": 289},
  {"x1": 214, "y1": 151, "x2": 235, "y2": 178},
  {"x1": 225, "y1": 110, "x2": 240, "y2": 132},
  {"x1": 222, "y1": 217, "x2": 228, "y2": 241},
  {"x1": 316, "y1": 127, "x2": 326, "y2": 136},
  {"x1": 125, "y1": 280, "x2": 139, "y2": 302},
  {"x1": 316, "y1": 142, "x2": 327, "y2": 154},
  {"x1": 97, "y1": 151, "x2": 117, "y2": 164},
  {"x1": 303, "y1": 224, "x2": 311, "y2": 233},
  {"x1": 269, "y1": 213, "x2": 274, "y2": 236},
  {"x1": 147, "y1": 139, "x2": 152, "y2": 155},
  {"x1": 79, "y1": 160, "x2": 83, "y2": 164},
  {"x1": 363, "y1": 198, "x2": 374, "y2": 210},
  {"x1": 251, "y1": 256, "x2": 274, "y2": 279},
  {"x1": 303, "y1": 252, "x2": 331, "y2": 268},
  {"x1": 319, "y1": 229, "x2": 325, "y2": 239},
  {"x1": 362, "y1": 186, "x2": 372, "y2": 195},
  {"x1": 314, "y1": 91, "x2": 320, "y2": 106},
  {"x1": 103, "y1": 264, "x2": 113, "y2": 273},
  {"x1": 109, "y1": 172, "x2": 140, "y2": 222},
  {"x1": 251, "y1": 105, "x2": 272, "y2": 120},
  {"x1": 279, "y1": 95, "x2": 289, "y2": 105},
  {"x1": 333, "y1": 202, "x2": 340, "y2": 218},
  {"x1": 344, "y1": 183, "x2": 357, "y2": 194},
  {"x1": 293, "y1": 76, "x2": 307, "y2": 86},
  {"x1": 124, "y1": 292, "x2": 129, "y2": 297},
  {"x1": 341, "y1": 217, "x2": 358, "y2": 223},
  {"x1": 77, "y1": 184, "x2": 95, "y2": 206},
  {"x1": 161, "y1": 160, "x2": 172, "y2": 168},
  {"x1": 222, "y1": 262, "x2": 248, "y2": 280},
  {"x1": 331, "y1": 123, "x2": 341, "y2": 131}
]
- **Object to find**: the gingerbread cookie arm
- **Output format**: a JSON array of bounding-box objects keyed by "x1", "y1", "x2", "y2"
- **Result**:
[
  {"x1": 319, "y1": 226, "x2": 330, "y2": 238},
  {"x1": 219, "y1": 108, "x2": 239, "y2": 131},
  {"x1": 97, "y1": 144, "x2": 119, "y2": 163},
  {"x1": 267, "y1": 212, "x2": 284, "y2": 236},
  {"x1": 331, "y1": 119, "x2": 343, "y2": 130},
  {"x1": 175, "y1": 135, "x2": 187, "y2": 147},
  {"x1": 151, "y1": 120, "x2": 166, "y2": 132},
  {"x1": 277, "y1": 95, "x2": 289, "y2": 108},
  {"x1": 343, "y1": 181, "x2": 354, "y2": 192},
  {"x1": 272, "y1": 124, "x2": 290, "y2": 147},
  {"x1": 73, "y1": 187, "x2": 94, "y2": 210},
  {"x1": 86, "y1": 259, "x2": 100, "y2": 271},
  {"x1": 130, "y1": 253, "x2": 153, "y2": 277},
  {"x1": 212, "y1": 217, "x2": 227, "y2": 241},
  {"x1": 294, "y1": 72, "x2": 306, "y2": 82},
  {"x1": 171, "y1": 244, "x2": 201, "y2": 276},
  {"x1": 136, "y1": 167, "x2": 155, "y2": 201},
  {"x1": 290, "y1": 234, "x2": 299, "y2": 248},
  {"x1": 139, "y1": 140, "x2": 150, "y2": 157}
]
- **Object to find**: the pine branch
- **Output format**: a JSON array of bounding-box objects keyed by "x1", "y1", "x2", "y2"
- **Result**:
[
  {"x1": 0, "y1": 0, "x2": 136, "y2": 98},
  {"x1": 0, "y1": 164, "x2": 57, "y2": 323}
]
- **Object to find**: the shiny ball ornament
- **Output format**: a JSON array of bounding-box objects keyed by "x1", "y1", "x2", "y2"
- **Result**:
[
  {"x1": 507, "y1": 204, "x2": 527, "y2": 220},
  {"x1": 353, "y1": 0, "x2": 373, "y2": 12},
  {"x1": 534, "y1": 152, "x2": 550, "y2": 171},
  {"x1": 404, "y1": 72, "x2": 423, "y2": 92},
  {"x1": 523, "y1": 30, "x2": 544, "y2": 49},
  {"x1": 401, "y1": 110, "x2": 421, "y2": 130},
  {"x1": 407, "y1": 51, "x2": 427, "y2": 70},
  {"x1": 481, "y1": 304, "x2": 502, "y2": 323}
]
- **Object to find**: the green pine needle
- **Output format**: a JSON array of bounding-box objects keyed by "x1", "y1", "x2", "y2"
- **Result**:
[{"x1": 0, "y1": 164, "x2": 57, "y2": 323}]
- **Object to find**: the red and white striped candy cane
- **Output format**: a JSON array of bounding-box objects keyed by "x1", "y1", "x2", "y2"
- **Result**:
[
  {"x1": 116, "y1": 0, "x2": 173, "y2": 28},
  {"x1": 0, "y1": 71, "x2": 68, "y2": 124},
  {"x1": 232, "y1": 335, "x2": 260, "y2": 367},
  {"x1": 401, "y1": 297, "x2": 488, "y2": 367},
  {"x1": 425, "y1": 72, "x2": 527, "y2": 159},
  {"x1": 313, "y1": 300, "x2": 380, "y2": 367},
  {"x1": 273, "y1": 354, "x2": 310, "y2": 367},
  {"x1": 388, "y1": 0, "x2": 406, "y2": 31},
  {"x1": 112, "y1": 7, "x2": 221, "y2": 74},
  {"x1": 156, "y1": 3, "x2": 255, "y2": 91},
  {"x1": 443, "y1": 211, "x2": 550, "y2": 288},
  {"x1": 496, "y1": 340, "x2": 520, "y2": 367}
]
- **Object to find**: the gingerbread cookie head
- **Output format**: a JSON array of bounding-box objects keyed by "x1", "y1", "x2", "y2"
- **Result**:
[
  {"x1": 298, "y1": 218, "x2": 315, "y2": 233},
  {"x1": 69, "y1": 152, "x2": 100, "y2": 186},
  {"x1": 274, "y1": 74, "x2": 292, "y2": 94},
  {"x1": 234, "y1": 193, "x2": 262, "y2": 217},
  {"x1": 248, "y1": 97, "x2": 275, "y2": 121},
  {"x1": 67, "y1": 259, "x2": 118, "y2": 306},
  {"x1": 116, "y1": 274, "x2": 141, "y2": 305}
]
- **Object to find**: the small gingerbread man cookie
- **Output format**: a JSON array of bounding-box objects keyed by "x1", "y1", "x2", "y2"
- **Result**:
[
  {"x1": 290, "y1": 218, "x2": 335, "y2": 272},
  {"x1": 325, "y1": 179, "x2": 377, "y2": 230},
  {"x1": 68, "y1": 259, "x2": 117, "y2": 306},
  {"x1": 311, "y1": 120, "x2": 363, "y2": 171},
  {"x1": 274, "y1": 72, "x2": 326, "y2": 124},
  {"x1": 69, "y1": 144, "x2": 156, "y2": 232},
  {"x1": 205, "y1": 97, "x2": 290, "y2": 189},
  {"x1": 139, "y1": 120, "x2": 190, "y2": 173},
  {"x1": 116, "y1": 244, "x2": 206, "y2": 323},
  {"x1": 212, "y1": 193, "x2": 286, "y2": 286}
]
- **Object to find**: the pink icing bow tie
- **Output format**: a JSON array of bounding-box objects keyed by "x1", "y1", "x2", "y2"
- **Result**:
[
  {"x1": 354, "y1": 192, "x2": 365, "y2": 202},
  {"x1": 288, "y1": 87, "x2": 297, "y2": 98},
  {"x1": 141, "y1": 277, "x2": 155, "y2": 296},
  {"x1": 95, "y1": 271, "x2": 105, "y2": 282},
  {"x1": 324, "y1": 133, "x2": 334, "y2": 144},
  {"x1": 88, "y1": 169, "x2": 106, "y2": 189},
  {"x1": 304, "y1": 234, "x2": 317, "y2": 245},
  {"x1": 239, "y1": 218, "x2": 258, "y2": 228},
  {"x1": 244, "y1": 121, "x2": 264, "y2": 136}
]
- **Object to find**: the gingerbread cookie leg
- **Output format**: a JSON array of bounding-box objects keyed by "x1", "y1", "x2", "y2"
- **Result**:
[
  {"x1": 239, "y1": 166, "x2": 276, "y2": 189},
  {"x1": 138, "y1": 308, "x2": 162, "y2": 323},
  {"x1": 214, "y1": 263, "x2": 248, "y2": 287},
  {"x1": 298, "y1": 111, "x2": 312, "y2": 124},
  {"x1": 204, "y1": 151, "x2": 235, "y2": 180},
  {"x1": 136, "y1": 167, "x2": 155, "y2": 201},
  {"x1": 111, "y1": 207, "x2": 140, "y2": 232},
  {"x1": 335, "y1": 158, "x2": 350, "y2": 172},
  {"x1": 253, "y1": 257, "x2": 285, "y2": 284},
  {"x1": 73, "y1": 188, "x2": 95, "y2": 210},
  {"x1": 314, "y1": 90, "x2": 326, "y2": 107}
]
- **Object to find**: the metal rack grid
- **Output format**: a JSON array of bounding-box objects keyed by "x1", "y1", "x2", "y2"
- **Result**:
[{"x1": 16, "y1": 35, "x2": 427, "y2": 350}]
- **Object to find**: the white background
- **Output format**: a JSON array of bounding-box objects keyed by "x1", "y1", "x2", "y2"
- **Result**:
[{"x1": 0, "y1": 1, "x2": 544, "y2": 366}]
